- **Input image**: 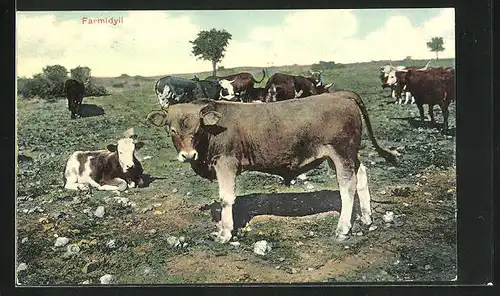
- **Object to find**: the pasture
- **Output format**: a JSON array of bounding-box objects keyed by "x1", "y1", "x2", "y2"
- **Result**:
[{"x1": 16, "y1": 59, "x2": 457, "y2": 284}]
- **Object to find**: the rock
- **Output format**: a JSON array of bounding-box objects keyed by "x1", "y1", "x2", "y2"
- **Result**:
[
  {"x1": 382, "y1": 211, "x2": 394, "y2": 223},
  {"x1": 186, "y1": 192, "x2": 192, "y2": 196},
  {"x1": 67, "y1": 244, "x2": 80, "y2": 254},
  {"x1": 140, "y1": 205, "x2": 153, "y2": 214},
  {"x1": 172, "y1": 188, "x2": 178, "y2": 193},
  {"x1": 424, "y1": 192, "x2": 432, "y2": 196},
  {"x1": 51, "y1": 212, "x2": 66, "y2": 219},
  {"x1": 305, "y1": 183, "x2": 315, "y2": 190},
  {"x1": 54, "y1": 237, "x2": 70, "y2": 247},
  {"x1": 81, "y1": 280, "x2": 91, "y2": 285},
  {"x1": 253, "y1": 240, "x2": 271, "y2": 255},
  {"x1": 17, "y1": 263, "x2": 28, "y2": 272},
  {"x1": 368, "y1": 225, "x2": 378, "y2": 232},
  {"x1": 344, "y1": 246, "x2": 350, "y2": 249},
  {"x1": 166, "y1": 236, "x2": 180, "y2": 248},
  {"x1": 403, "y1": 202, "x2": 410, "y2": 207},
  {"x1": 296, "y1": 241, "x2": 304, "y2": 247},
  {"x1": 290, "y1": 180, "x2": 296, "y2": 185},
  {"x1": 149, "y1": 229, "x2": 157, "y2": 235},
  {"x1": 179, "y1": 236, "x2": 186, "y2": 243},
  {"x1": 278, "y1": 257, "x2": 285, "y2": 262},
  {"x1": 143, "y1": 156, "x2": 152, "y2": 160},
  {"x1": 100, "y1": 274, "x2": 114, "y2": 284},
  {"x1": 307, "y1": 267, "x2": 314, "y2": 271},
  {"x1": 287, "y1": 267, "x2": 299, "y2": 274},
  {"x1": 106, "y1": 239, "x2": 116, "y2": 249},
  {"x1": 229, "y1": 242, "x2": 241, "y2": 247},
  {"x1": 308, "y1": 231, "x2": 315, "y2": 237},
  {"x1": 94, "y1": 206, "x2": 105, "y2": 218},
  {"x1": 297, "y1": 174, "x2": 307, "y2": 181},
  {"x1": 21, "y1": 237, "x2": 28, "y2": 244},
  {"x1": 355, "y1": 231, "x2": 363, "y2": 236},
  {"x1": 82, "y1": 261, "x2": 99, "y2": 274},
  {"x1": 182, "y1": 243, "x2": 188, "y2": 248},
  {"x1": 153, "y1": 203, "x2": 162, "y2": 208},
  {"x1": 425, "y1": 264, "x2": 432, "y2": 270},
  {"x1": 142, "y1": 266, "x2": 154, "y2": 276}
]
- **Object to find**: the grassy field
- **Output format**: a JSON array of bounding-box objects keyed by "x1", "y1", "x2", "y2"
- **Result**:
[{"x1": 16, "y1": 59, "x2": 457, "y2": 284}]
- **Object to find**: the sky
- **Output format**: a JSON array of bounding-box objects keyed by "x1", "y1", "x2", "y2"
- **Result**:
[{"x1": 16, "y1": 9, "x2": 455, "y2": 78}]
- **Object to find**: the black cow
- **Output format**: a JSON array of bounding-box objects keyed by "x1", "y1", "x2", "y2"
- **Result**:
[
  {"x1": 154, "y1": 76, "x2": 222, "y2": 108},
  {"x1": 64, "y1": 79, "x2": 86, "y2": 119}
]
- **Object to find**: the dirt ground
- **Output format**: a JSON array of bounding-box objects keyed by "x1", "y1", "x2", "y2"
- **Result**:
[{"x1": 16, "y1": 60, "x2": 457, "y2": 285}]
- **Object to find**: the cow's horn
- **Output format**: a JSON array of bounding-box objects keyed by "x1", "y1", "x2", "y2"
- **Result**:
[
  {"x1": 324, "y1": 82, "x2": 333, "y2": 89},
  {"x1": 418, "y1": 60, "x2": 431, "y2": 71}
]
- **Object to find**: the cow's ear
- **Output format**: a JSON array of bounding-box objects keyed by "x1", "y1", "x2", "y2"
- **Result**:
[
  {"x1": 146, "y1": 110, "x2": 168, "y2": 127},
  {"x1": 202, "y1": 111, "x2": 222, "y2": 126},
  {"x1": 134, "y1": 141, "x2": 145, "y2": 151},
  {"x1": 107, "y1": 144, "x2": 117, "y2": 152}
]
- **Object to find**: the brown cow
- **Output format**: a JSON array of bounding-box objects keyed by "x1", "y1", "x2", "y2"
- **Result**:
[
  {"x1": 264, "y1": 73, "x2": 333, "y2": 102},
  {"x1": 147, "y1": 92, "x2": 398, "y2": 243},
  {"x1": 213, "y1": 70, "x2": 266, "y2": 101},
  {"x1": 63, "y1": 128, "x2": 145, "y2": 191},
  {"x1": 404, "y1": 68, "x2": 455, "y2": 130},
  {"x1": 381, "y1": 61, "x2": 431, "y2": 104}
]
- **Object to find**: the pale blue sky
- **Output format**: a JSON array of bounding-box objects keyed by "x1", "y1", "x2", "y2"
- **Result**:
[{"x1": 17, "y1": 9, "x2": 454, "y2": 77}]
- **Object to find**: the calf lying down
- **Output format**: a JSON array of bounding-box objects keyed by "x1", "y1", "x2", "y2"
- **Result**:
[{"x1": 64, "y1": 137, "x2": 145, "y2": 191}]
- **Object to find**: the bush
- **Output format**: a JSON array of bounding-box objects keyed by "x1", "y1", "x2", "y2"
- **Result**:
[
  {"x1": 310, "y1": 60, "x2": 343, "y2": 71},
  {"x1": 118, "y1": 74, "x2": 130, "y2": 78},
  {"x1": 17, "y1": 64, "x2": 109, "y2": 100},
  {"x1": 112, "y1": 82, "x2": 125, "y2": 88},
  {"x1": 132, "y1": 83, "x2": 141, "y2": 87}
]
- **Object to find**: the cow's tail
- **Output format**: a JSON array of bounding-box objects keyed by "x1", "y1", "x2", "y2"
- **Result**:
[
  {"x1": 252, "y1": 69, "x2": 266, "y2": 84},
  {"x1": 348, "y1": 92, "x2": 400, "y2": 162}
]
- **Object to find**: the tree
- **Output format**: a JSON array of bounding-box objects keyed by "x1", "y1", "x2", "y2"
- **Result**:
[
  {"x1": 427, "y1": 37, "x2": 445, "y2": 60},
  {"x1": 190, "y1": 29, "x2": 232, "y2": 76},
  {"x1": 70, "y1": 66, "x2": 92, "y2": 83}
]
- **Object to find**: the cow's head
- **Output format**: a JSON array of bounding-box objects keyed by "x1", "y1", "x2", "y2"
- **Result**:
[
  {"x1": 147, "y1": 103, "x2": 221, "y2": 162},
  {"x1": 219, "y1": 79, "x2": 236, "y2": 100},
  {"x1": 308, "y1": 70, "x2": 324, "y2": 87},
  {"x1": 384, "y1": 61, "x2": 431, "y2": 87},
  {"x1": 106, "y1": 128, "x2": 145, "y2": 173}
]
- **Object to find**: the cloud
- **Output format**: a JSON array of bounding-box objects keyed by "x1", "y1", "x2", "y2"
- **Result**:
[
  {"x1": 16, "y1": 9, "x2": 455, "y2": 77},
  {"x1": 17, "y1": 11, "x2": 203, "y2": 77}
]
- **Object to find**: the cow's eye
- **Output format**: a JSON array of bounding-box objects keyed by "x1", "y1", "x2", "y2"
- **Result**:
[{"x1": 170, "y1": 126, "x2": 177, "y2": 134}]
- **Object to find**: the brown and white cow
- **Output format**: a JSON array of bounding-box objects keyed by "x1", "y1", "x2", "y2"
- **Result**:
[
  {"x1": 264, "y1": 73, "x2": 333, "y2": 102},
  {"x1": 147, "y1": 92, "x2": 399, "y2": 243},
  {"x1": 64, "y1": 78, "x2": 88, "y2": 119},
  {"x1": 214, "y1": 70, "x2": 266, "y2": 101},
  {"x1": 63, "y1": 128, "x2": 145, "y2": 191},
  {"x1": 380, "y1": 61, "x2": 431, "y2": 104},
  {"x1": 403, "y1": 67, "x2": 455, "y2": 130}
]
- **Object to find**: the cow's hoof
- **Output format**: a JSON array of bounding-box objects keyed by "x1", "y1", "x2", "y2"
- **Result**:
[
  {"x1": 335, "y1": 233, "x2": 349, "y2": 242},
  {"x1": 213, "y1": 230, "x2": 232, "y2": 244},
  {"x1": 361, "y1": 214, "x2": 372, "y2": 226}
]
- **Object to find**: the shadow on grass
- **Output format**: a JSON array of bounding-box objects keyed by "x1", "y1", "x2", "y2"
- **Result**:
[
  {"x1": 391, "y1": 116, "x2": 456, "y2": 136},
  {"x1": 80, "y1": 104, "x2": 105, "y2": 118},
  {"x1": 139, "y1": 173, "x2": 168, "y2": 188},
  {"x1": 200, "y1": 190, "x2": 362, "y2": 230}
]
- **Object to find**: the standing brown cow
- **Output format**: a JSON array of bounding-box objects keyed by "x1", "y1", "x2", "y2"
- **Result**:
[
  {"x1": 147, "y1": 92, "x2": 398, "y2": 243},
  {"x1": 404, "y1": 67, "x2": 455, "y2": 130},
  {"x1": 64, "y1": 79, "x2": 86, "y2": 119},
  {"x1": 211, "y1": 70, "x2": 266, "y2": 101}
]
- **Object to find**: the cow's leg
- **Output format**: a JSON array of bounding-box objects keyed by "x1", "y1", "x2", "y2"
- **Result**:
[
  {"x1": 391, "y1": 89, "x2": 397, "y2": 100},
  {"x1": 428, "y1": 104, "x2": 436, "y2": 124},
  {"x1": 440, "y1": 101, "x2": 450, "y2": 131},
  {"x1": 327, "y1": 148, "x2": 357, "y2": 241},
  {"x1": 99, "y1": 178, "x2": 128, "y2": 191},
  {"x1": 416, "y1": 103, "x2": 425, "y2": 122},
  {"x1": 356, "y1": 160, "x2": 372, "y2": 226},
  {"x1": 213, "y1": 156, "x2": 237, "y2": 243}
]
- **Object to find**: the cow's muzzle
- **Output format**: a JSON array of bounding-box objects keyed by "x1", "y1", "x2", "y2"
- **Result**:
[{"x1": 178, "y1": 150, "x2": 198, "y2": 162}]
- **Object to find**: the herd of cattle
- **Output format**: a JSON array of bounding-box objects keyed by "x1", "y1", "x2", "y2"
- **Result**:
[{"x1": 60, "y1": 61, "x2": 455, "y2": 243}]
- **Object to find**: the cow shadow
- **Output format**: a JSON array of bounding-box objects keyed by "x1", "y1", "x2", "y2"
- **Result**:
[
  {"x1": 391, "y1": 116, "x2": 456, "y2": 136},
  {"x1": 80, "y1": 104, "x2": 105, "y2": 118},
  {"x1": 139, "y1": 173, "x2": 168, "y2": 188},
  {"x1": 200, "y1": 190, "x2": 362, "y2": 230}
]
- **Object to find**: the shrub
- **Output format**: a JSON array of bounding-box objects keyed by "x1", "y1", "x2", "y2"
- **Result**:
[{"x1": 112, "y1": 82, "x2": 125, "y2": 88}]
